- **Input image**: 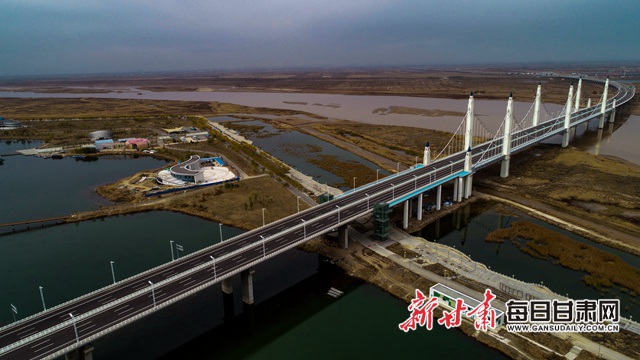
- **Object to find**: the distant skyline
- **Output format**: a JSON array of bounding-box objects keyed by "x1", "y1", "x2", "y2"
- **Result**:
[{"x1": 2, "y1": 0, "x2": 639, "y2": 77}]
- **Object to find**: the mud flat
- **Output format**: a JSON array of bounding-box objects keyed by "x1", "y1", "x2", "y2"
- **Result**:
[{"x1": 476, "y1": 144, "x2": 640, "y2": 256}]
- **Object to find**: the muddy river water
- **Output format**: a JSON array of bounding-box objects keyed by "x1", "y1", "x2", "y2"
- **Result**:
[{"x1": 2, "y1": 88, "x2": 637, "y2": 165}]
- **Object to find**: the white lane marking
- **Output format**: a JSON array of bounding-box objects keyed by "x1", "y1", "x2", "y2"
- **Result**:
[
  {"x1": 180, "y1": 279, "x2": 196, "y2": 287},
  {"x1": 78, "y1": 323, "x2": 96, "y2": 333},
  {"x1": 32, "y1": 339, "x2": 53, "y2": 352},
  {"x1": 132, "y1": 282, "x2": 150, "y2": 290},
  {"x1": 15, "y1": 326, "x2": 37, "y2": 337},
  {"x1": 114, "y1": 306, "x2": 136, "y2": 316},
  {"x1": 231, "y1": 255, "x2": 244, "y2": 262},
  {"x1": 99, "y1": 296, "x2": 115, "y2": 305},
  {"x1": 178, "y1": 277, "x2": 193, "y2": 284},
  {"x1": 113, "y1": 304, "x2": 131, "y2": 313}
]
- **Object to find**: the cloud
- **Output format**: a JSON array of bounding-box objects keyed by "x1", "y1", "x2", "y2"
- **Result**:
[{"x1": 1, "y1": 0, "x2": 638, "y2": 76}]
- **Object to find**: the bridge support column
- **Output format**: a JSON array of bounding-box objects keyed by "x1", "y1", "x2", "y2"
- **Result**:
[
  {"x1": 500, "y1": 159, "x2": 510, "y2": 178},
  {"x1": 609, "y1": 99, "x2": 617, "y2": 123},
  {"x1": 221, "y1": 278, "x2": 234, "y2": 320},
  {"x1": 598, "y1": 77, "x2": 610, "y2": 129},
  {"x1": 561, "y1": 83, "x2": 574, "y2": 148},
  {"x1": 241, "y1": 269, "x2": 255, "y2": 305},
  {"x1": 403, "y1": 200, "x2": 409, "y2": 229},
  {"x1": 453, "y1": 179, "x2": 459, "y2": 202},
  {"x1": 338, "y1": 225, "x2": 349, "y2": 249},
  {"x1": 65, "y1": 345, "x2": 94, "y2": 360},
  {"x1": 81, "y1": 345, "x2": 94, "y2": 360},
  {"x1": 463, "y1": 147, "x2": 472, "y2": 200},
  {"x1": 241, "y1": 270, "x2": 256, "y2": 333},
  {"x1": 436, "y1": 185, "x2": 442, "y2": 211},
  {"x1": 222, "y1": 278, "x2": 233, "y2": 295},
  {"x1": 464, "y1": 174, "x2": 473, "y2": 199},
  {"x1": 456, "y1": 177, "x2": 464, "y2": 203},
  {"x1": 598, "y1": 114, "x2": 606, "y2": 129},
  {"x1": 417, "y1": 193, "x2": 423, "y2": 221}
]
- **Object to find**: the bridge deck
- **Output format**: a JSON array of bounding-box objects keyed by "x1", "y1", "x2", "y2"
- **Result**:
[{"x1": 0, "y1": 78, "x2": 633, "y2": 360}]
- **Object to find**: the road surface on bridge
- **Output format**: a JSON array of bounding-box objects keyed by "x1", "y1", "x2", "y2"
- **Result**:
[{"x1": 0, "y1": 77, "x2": 633, "y2": 360}]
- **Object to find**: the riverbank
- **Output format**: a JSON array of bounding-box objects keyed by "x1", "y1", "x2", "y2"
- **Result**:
[
  {"x1": 302, "y1": 203, "x2": 640, "y2": 359},
  {"x1": 87, "y1": 176, "x2": 304, "y2": 231},
  {"x1": 475, "y1": 144, "x2": 640, "y2": 256},
  {"x1": 299, "y1": 220, "x2": 640, "y2": 360}
]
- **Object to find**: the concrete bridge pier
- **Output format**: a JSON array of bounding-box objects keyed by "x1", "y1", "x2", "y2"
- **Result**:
[
  {"x1": 500, "y1": 157, "x2": 510, "y2": 178},
  {"x1": 221, "y1": 278, "x2": 234, "y2": 320},
  {"x1": 453, "y1": 179, "x2": 459, "y2": 202},
  {"x1": 338, "y1": 225, "x2": 349, "y2": 249},
  {"x1": 463, "y1": 174, "x2": 473, "y2": 199},
  {"x1": 65, "y1": 344, "x2": 94, "y2": 360},
  {"x1": 403, "y1": 200, "x2": 409, "y2": 229},
  {"x1": 463, "y1": 147, "x2": 473, "y2": 199},
  {"x1": 241, "y1": 269, "x2": 255, "y2": 306},
  {"x1": 241, "y1": 269, "x2": 256, "y2": 331},
  {"x1": 456, "y1": 177, "x2": 464, "y2": 203},
  {"x1": 609, "y1": 99, "x2": 617, "y2": 123},
  {"x1": 598, "y1": 114, "x2": 606, "y2": 129},
  {"x1": 417, "y1": 193, "x2": 423, "y2": 221},
  {"x1": 436, "y1": 185, "x2": 442, "y2": 211},
  {"x1": 561, "y1": 131, "x2": 571, "y2": 148}
]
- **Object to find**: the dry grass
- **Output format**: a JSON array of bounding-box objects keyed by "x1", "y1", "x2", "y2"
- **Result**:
[
  {"x1": 487, "y1": 145, "x2": 640, "y2": 238},
  {"x1": 486, "y1": 220, "x2": 640, "y2": 293},
  {"x1": 97, "y1": 176, "x2": 302, "y2": 230},
  {"x1": 3, "y1": 70, "x2": 607, "y2": 106},
  {"x1": 581, "y1": 329, "x2": 640, "y2": 359},
  {"x1": 0, "y1": 98, "x2": 213, "y2": 120},
  {"x1": 308, "y1": 120, "x2": 461, "y2": 168}
]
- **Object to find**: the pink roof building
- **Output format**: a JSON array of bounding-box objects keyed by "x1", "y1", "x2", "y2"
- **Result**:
[{"x1": 125, "y1": 138, "x2": 150, "y2": 150}]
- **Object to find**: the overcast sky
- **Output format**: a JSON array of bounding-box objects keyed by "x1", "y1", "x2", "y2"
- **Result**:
[{"x1": 1, "y1": 0, "x2": 639, "y2": 76}]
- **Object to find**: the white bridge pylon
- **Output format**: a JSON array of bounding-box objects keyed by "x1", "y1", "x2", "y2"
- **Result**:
[{"x1": 430, "y1": 76, "x2": 621, "y2": 181}]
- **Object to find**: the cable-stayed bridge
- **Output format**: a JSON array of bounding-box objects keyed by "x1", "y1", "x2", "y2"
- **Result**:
[{"x1": 0, "y1": 77, "x2": 634, "y2": 360}]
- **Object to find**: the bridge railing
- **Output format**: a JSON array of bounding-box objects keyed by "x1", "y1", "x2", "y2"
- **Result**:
[{"x1": 3, "y1": 77, "x2": 635, "y2": 357}]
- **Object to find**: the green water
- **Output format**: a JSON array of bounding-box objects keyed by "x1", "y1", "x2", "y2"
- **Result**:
[
  {"x1": 0, "y1": 141, "x2": 510, "y2": 359},
  {"x1": 413, "y1": 201, "x2": 640, "y2": 320}
]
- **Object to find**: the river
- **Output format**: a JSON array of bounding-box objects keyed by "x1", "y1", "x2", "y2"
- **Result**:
[
  {"x1": 413, "y1": 201, "x2": 640, "y2": 321},
  {"x1": 2, "y1": 88, "x2": 637, "y2": 166},
  {"x1": 210, "y1": 116, "x2": 391, "y2": 189},
  {"x1": 0, "y1": 140, "x2": 506, "y2": 359},
  {"x1": 1, "y1": 87, "x2": 637, "y2": 358}
]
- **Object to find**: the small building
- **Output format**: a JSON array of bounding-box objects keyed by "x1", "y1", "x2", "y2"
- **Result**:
[
  {"x1": 95, "y1": 139, "x2": 115, "y2": 151},
  {"x1": 0, "y1": 117, "x2": 23, "y2": 129},
  {"x1": 88, "y1": 130, "x2": 113, "y2": 140},
  {"x1": 125, "y1": 138, "x2": 150, "y2": 150},
  {"x1": 170, "y1": 155, "x2": 205, "y2": 183},
  {"x1": 163, "y1": 127, "x2": 184, "y2": 134}
]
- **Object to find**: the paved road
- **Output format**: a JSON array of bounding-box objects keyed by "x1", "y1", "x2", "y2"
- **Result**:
[{"x1": 0, "y1": 78, "x2": 632, "y2": 360}]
